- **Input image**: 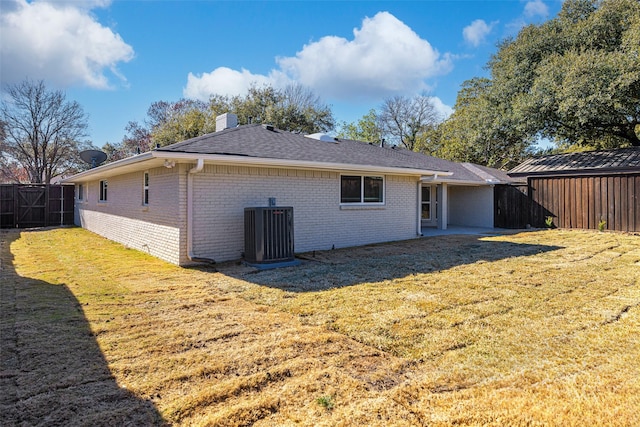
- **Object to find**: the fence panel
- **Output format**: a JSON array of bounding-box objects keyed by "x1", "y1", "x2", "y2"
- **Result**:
[
  {"x1": 0, "y1": 184, "x2": 75, "y2": 228},
  {"x1": 528, "y1": 174, "x2": 639, "y2": 232}
]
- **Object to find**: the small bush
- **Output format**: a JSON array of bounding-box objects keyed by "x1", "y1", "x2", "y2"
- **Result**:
[
  {"x1": 316, "y1": 395, "x2": 335, "y2": 410},
  {"x1": 598, "y1": 220, "x2": 607, "y2": 232},
  {"x1": 545, "y1": 216, "x2": 555, "y2": 228}
]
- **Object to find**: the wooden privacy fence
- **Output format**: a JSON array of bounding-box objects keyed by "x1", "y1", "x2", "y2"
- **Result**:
[
  {"x1": 529, "y1": 174, "x2": 639, "y2": 232},
  {"x1": 494, "y1": 184, "x2": 532, "y2": 229},
  {"x1": 0, "y1": 184, "x2": 75, "y2": 229},
  {"x1": 495, "y1": 174, "x2": 640, "y2": 232}
]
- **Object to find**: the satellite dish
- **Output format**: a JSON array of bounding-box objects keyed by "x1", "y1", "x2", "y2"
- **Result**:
[{"x1": 80, "y1": 150, "x2": 107, "y2": 168}]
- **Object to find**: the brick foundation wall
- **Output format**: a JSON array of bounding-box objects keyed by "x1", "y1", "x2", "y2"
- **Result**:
[{"x1": 77, "y1": 209, "x2": 182, "y2": 265}]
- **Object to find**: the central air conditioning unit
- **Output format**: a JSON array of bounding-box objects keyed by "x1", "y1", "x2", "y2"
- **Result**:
[{"x1": 244, "y1": 207, "x2": 295, "y2": 264}]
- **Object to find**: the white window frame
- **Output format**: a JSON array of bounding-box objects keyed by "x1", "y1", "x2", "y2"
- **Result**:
[
  {"x1": 77, "y1": 183, "x2": 84, "y2": 202},
  {"x1": 340, "y1": 174, "x2": 385, "y2": 205},
  {"x1": 421, "y1": 186, "x2": 431, "y2": 221},
  {"x1": 421, "y1": 185, "x2": 438, "y2": 221},
  {"x1": 142, "y1": 171, "x2": 149, "y2": 206},
  {"x1": 99, "y1": 180, "x2": 108, "y2": 202}
]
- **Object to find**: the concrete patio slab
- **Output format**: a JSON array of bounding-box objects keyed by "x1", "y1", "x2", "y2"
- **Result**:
[{"x1": 420, "y1": 226, "x2": 528, "y2": 237}]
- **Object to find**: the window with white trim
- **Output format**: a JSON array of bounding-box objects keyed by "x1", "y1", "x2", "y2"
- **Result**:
[
  {"x1": 340, "y1": 175, "x2": 384, "y2": 204},
  {"x1": 99, "y1": 180, "x2": 108, "y2": 202},
  {"x1": 143, "y1": 172, "x2": 149, "y2": 205},
  {"x1": 77, "y1": 184, "x2": 84, "y2": 201},
  {"x1": 421, "y1": 186, "x2": 438, "y2": 220}
]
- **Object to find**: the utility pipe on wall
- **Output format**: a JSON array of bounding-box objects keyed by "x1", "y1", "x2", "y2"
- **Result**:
[
  {"x1": 417, "y1": 181, "x2": 423, "y2": 236},
  {"x1": 187, "y1": 159, "x2": 215, "y2": 263}
]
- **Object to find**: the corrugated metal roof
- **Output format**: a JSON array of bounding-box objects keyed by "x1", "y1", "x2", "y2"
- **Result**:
[{"x1": 509, "y1": 147, "x2": 640, "y2": 176}]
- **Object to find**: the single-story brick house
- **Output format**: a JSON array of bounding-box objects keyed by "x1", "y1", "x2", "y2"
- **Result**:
[
  {"x1": 508, "y1": 147, "x2": 640, "y2": 232},
  {"x1": 63, "y1": 113, "x2": 514, "y2": 265}
]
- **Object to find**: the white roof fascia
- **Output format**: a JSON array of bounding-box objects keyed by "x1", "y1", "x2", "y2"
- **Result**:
[
  {"x1": 421, "y1": 176, "x2": 494, "y2": 186},
  {"x1": 62, "y1": 152, "x2": 156, "y2": 183},
  {"x1": 63, "y1": 150, "x2": 454, "y2": 182},
  {"x1": 153, "y1": 151, "x2": 453, "y2": 177}
]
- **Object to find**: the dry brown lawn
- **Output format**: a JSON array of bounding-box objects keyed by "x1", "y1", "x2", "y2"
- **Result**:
[{"x1": 1, "y1": 227, "x2": 639, "y2": 426}]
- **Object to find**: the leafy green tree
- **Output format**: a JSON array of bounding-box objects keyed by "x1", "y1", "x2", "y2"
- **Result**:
[
  {"x1": 336, "y1": 109, "x2": 383, "y2": 144},
  {"x1": 108, "y1": 84, "x2": 333, "y2": 161},
  {"x1": 230, "y1": 85, "x2": 279, "y2": 126},
  {"x1": 423, "y1": 78, "x2": 534, "y2": 169},
  {"x1": 110, "y1": 99, "x2": 220, "y2": 159},
  {"x1": 0, "y1": 79, "x2": 90, "y2": 183},
  {"x1": 489, "y1": 0, "x2": 640, "y2": 148},
  {"x1": 148, "y1": 99, "x2": 216, "y2": 146},
  {"x1": 232, "y1": 84, "x2": 334, "y2": 133}
]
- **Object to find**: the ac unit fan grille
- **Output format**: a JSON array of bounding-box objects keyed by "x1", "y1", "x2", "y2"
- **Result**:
[{"x1": 244, "y1": 207, "x2": 294, "y2": 263}]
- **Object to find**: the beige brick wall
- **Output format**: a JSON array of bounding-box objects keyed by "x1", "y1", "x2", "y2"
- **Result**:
[
  {"x1": 75, "y1": 165, "x2": 186, "y2": 265},
  {"x1": 191, "y1": 165, "x2": 420, "y2": 262},
  {"x1": 75, "y1": 162, "x2": 420, "y2": 265}
]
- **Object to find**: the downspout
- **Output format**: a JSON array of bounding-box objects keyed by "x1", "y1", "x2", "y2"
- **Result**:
[
  {"x1": 187, "y1": 159, "x2": 215, "y2": 264},
  {"x1": 417, "y1": 181, "x2": 423, "y2": 236}
]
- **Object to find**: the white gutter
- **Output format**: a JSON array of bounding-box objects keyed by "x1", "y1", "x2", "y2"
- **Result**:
[
  {"x1": 187, "y1": 159, "x2": 212, "y2": 263},
  {"x1": 420, "y1": 176, "x2": 493, "y2": 186},
  {"x1": 153, "y1": 151, "x2": 452, "y2": 178},
  {"x1": 61, "y1": 152, "x2": 154, "y2": 182},
  {"x1": 159, "y1": 151, "x2": 453, "y2": 176},
  {"x1": 62, "y1": 150, "x2": 453, "y2": 183}
]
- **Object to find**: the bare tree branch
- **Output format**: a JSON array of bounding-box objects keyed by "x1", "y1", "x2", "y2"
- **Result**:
[{"x1": 0, "y1": 79, "x2": 90, "y2": 183}]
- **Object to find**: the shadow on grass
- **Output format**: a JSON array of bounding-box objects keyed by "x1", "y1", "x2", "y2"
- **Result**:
[
  {"x1": 220, "y1": 234, "x2": 563, "y2": 292},
  {"x1": 0, "y1": 230, "x2": 165, "y2": 426}
]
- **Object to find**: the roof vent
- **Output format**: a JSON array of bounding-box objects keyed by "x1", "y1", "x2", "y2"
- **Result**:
[
  {"x1": 216, "y1": 113, "x2": 238, "y2": 132},
  {"x1": 305, "y1": 133, "x2": 338, "y2": 143},
  {"x1": 262, "y1": 124, "x2": 275, "y2": 131}
]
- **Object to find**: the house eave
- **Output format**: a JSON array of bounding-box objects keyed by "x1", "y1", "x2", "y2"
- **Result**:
[
  {"x1": 157, "y1": 151, "x2": 453, "y2": 177},
  {"x1": 62, "y1": 152, "x2": 157, "y2": 183},
  {"x1": 421, "y1": 176, "x2": 496, "y2": 186},
  {"x1": 62, "y1": 150, "x2": 453, "y2": 182}
]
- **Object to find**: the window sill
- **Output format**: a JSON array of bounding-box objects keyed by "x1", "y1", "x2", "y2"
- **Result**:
[{"x1": 340, "y1": 204, "x2": 386, "y2": 210}]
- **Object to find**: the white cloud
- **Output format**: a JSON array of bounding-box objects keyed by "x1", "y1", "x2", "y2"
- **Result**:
[
  {"x1": 278, "y1": 12, "x2": 452, "y2": 99},
  {"x1": 184, "y1": 68, "x2": 288, "y2": 101},
  {"x1": 463, "y1": 19, "x2": 497, "y2": 47},
  {"x1": 429, "y1": 96, "x2": 454, "y2": 121},
  {"x1": 506, "y1": 0, "x2": 551, "y2": 34},
  {"x1": 184, "y1": 11, "x2": 452, "y2": 102},
  {"x1": 524, "y1": 0, "x2": 549, "y2": 18},
  {"x1": 0, "y1": 0, "x2": 134, "y2": 89}
]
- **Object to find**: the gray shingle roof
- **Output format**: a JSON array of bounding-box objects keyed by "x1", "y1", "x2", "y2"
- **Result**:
[
  {"x1": 157, "y1": 124, "x2": 514, "y2": 184},
  {"x1": 509, "y1": 147, "x2": 640, "y2": 176}
]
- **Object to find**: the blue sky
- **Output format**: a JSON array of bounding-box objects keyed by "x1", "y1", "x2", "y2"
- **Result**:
[{"x1": 1, "y1": 0, "x2": 561, "y2": 148}]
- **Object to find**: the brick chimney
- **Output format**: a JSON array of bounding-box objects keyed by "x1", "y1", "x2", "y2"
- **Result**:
[{"x1": 215, "y1": 113, "x2": 238, "y2": 132}]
